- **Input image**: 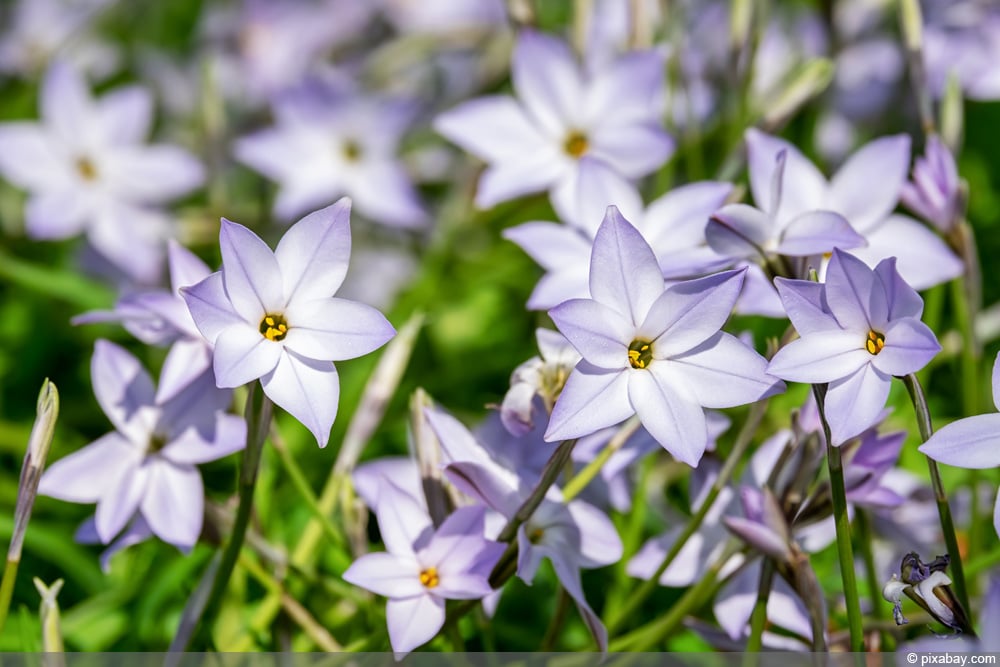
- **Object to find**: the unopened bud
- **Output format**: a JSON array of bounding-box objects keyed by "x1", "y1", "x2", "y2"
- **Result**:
[
  {"x1": 34, "y1": 577, "x2": 65, "y2": 654},
  {"x1": 12, "y1": 380, "x2": 59, "y2": 562}
]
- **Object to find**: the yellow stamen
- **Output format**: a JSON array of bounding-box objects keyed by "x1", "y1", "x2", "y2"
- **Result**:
[
  {"x1": 259, "y1": 313, "x2": 289, "y2": 342},
  {"x1": 628, "y1": 339, "x2": 653, "y2": 369},
  {"x1": 563, "y1": 130, "x2": 589, "y2": 158},
  {"x1": 529, "y1": 527, "x2": 545, "y2": 543},
  {"x1": 419, "y1": 567, "x2": 440, "y2": 589},
  {"x1": 865, "y1": 329, "x2": 885, "y2": 355},
  {"x1": 342, "y1": 139, "x2": 362, "y2": 162},
  {"x1": 76, "y1": 156, "x2": 98, "y2": 181}
]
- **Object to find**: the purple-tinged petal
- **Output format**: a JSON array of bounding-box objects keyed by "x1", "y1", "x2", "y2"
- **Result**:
[
  {"x1": 550, "y1": 156, "x2": 643, "y2": 234},
  {"x1": 218, "y1": 219, "x2": 284, "y2": 321},
  {"x1": 0, "y1": 124, "x2": 68, "y2": 189},
  {"x1": 106, "y1": 145, "x2": 205, "y2": 203},
  {"x1": 824, "y1": 249, "x2": 878, "y2": 331},
  {"x1": 589, "y1": 206, "x2": 663, "y2": 325},
  {"x1": 212, "y1": 325, "x2": 282, "y2": 388},
  {"x1": 549, "y1": 552, "x2": 608, "y2": 651},
  {"x1": 386, "y1": 594, "x2": 445, "y2": 654},
  {"x1": 91, "y1": 340, "x2": 158, "y2": 446},
  {"x1": 829, "y1": 134, "x2": 911, "y2": 233},
  {"x1": 640, "y1": 269, "x2": 746, "y2": 355},
  {"x1": 98, "y1": 517, "x2": 155, "y2": 574},
  {"x1": 96, "y1": 459, "x2": 148, "y2": 543},
  {"x1": 745, "y1": 129, "x2": 827, "y2": 221},
  {"x1": 424, "y1": 407, "x2": 497, "y2": 469},
  {"x1": 545, "y1": 363, "x2": 633, "y2": 442},
  {"x1": 774, "y1": 278, "x2": 839, "y2": 335},
  {"x1": 993, "y1": 353, "x2": 1000, "y2": 413},
  {"x1": 161, "y1": 413, "x2": 246, "y2": 465},
  {"x1": 994, "y1": 493, "x2": 1000, "y2": 548},
  {"x1": 274, "y1": 199, "x2": 353, "y2": 303},
  {"x1": 705, "y1": 204, "x2": 771, "y2": 260},
  {"x1": 343, "y1": 552, "x2": 423, "y2": 598},
  {"x1": 260, "y1": 348, "x2": 339, "y2": 447},
  {"x1": 723, "y1": 516, "x2": 791, "y2": 562},
  {"x1": 628, "y1": 365, "x2": 707, "y2": 467},
  {"x1": 38, "y1": 433, "x2": 140, "y2": 503},
  {"x1": 41, "y1": 61, "x2": 95, "y2": 145},
  {"x1": 434, "y1": 96, "x2": 547, "y2": 162},
  {"x1": 431, "y1": 573, "x2": 495, "y2": 599},
  {"x1": 155, "y1": 339, "x2": 212, "y2": 404},
  {"x1": 736, "y1": 263, "x2": 787, "y2": 317},
  {"x1": 918, "y1": 414, "x2": 1000, "y2": 469},
  {"x1": 511, "y1": 30, "x2": 583, "y2": 136},
  {"x1": 97, "y1": 86, "x2": 152, "y2": 145},
  {"x1": 775, "y1": 210, "x2": 866, "y2": 256},
  {"x1": 25, "y1": 189, "x2": 91, "y2": 240},
  {"x1": 588, "y1": 122, "x2": 674, "y2": 179},
  {"x1": 669, "y1": 332, "x2": 783, "y2": 408},
  {"x1": 516, "y1": 528, "x2": 545, "y2": 582},
  {"x1": 353, "y1": 457, "x2": 423, "y2": 511},
  {"x1": 567, "y1": 500, "x2": 622, "y2": 567},
  {"x1": 181, "y1": 272, "x2": 244, "y2": 344},
  {"x1": 871, "y1": 318, "x2": 940, "y2": 376},
  {"x1": 766, "y1": 331, "x2": 869, "y2": 383},
  {"x1": 873, "y1": 257, "x2": 923, "y2": 322},
  {"x1": 423, "y1": 506, "x2": 500, "y2": 576},
  {"x1": 584, "y1": 49, "x2": 666, "y2": 125},
  {"x1": 503, "y1": 221, "x2": 592, "y2": 272},
  {"x1": 851, "y1": 215, "x2": 963, "y2": 290},
  {"x1": 475, "y1": 150, "x2": 566, "y2": 208},
  {"x1": 374, "y1": 481, "x2": 435, "y2": 557},
  {"x1": 642, "y1": 181, "x2": 734, "y2": 250},
  {"x1": 824, "y1": 363, "x2": 891, "y2": 446},
  {"x1": 548, "y1": 298, "x2": 631, "y2": 369},
  {"x1": 283, "y1": 297, "x2": 394, "y2": 361},
  {"x1": 140, "y1": 461, "x2": 203, "y2": 548},
  {"x1": 349, "y1": 161, "x2": 427, "y2": 229},
  {"x1": 444, "y1": 461, "x2": 521, "y2": 518},
  {"x1": 167, "y1": 240, "x2": 212, "y2": 294},
  {"x1": 528, "y1": 270, "x2": 590, "y2": 311}
]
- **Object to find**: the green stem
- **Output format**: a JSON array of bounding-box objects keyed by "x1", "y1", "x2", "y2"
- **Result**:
[
  {"x1": 186, "y1": 383, "x2": 272, "y2": 650},
  {"x1": 0, "y1": 558, "x2": 18, "y2": 636},
  {"x1": 902, "y1": 373, "x2": 972, "y2": 617},
  {"x1": 856, "y1": 509, "x2": 895, "y2": 650},
  {"x1": 812, "y1": 385, "x2": 864, "y2": 652},
  {"x1": 745, "y1": 559, "x2": 775, "y2": 652},
  {"x1": 496, "y1": 438, "x2": 577, "y2": 544},
  {"x1": 606, "y1": 398, "x2": 768, "y2": 634}
]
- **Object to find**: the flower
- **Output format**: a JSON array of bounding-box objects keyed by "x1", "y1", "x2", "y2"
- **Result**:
[
  {"x1": 919, "y1": 351, "x2": 1000, "y2": 541},
  {"x1": 342, "y1": 482, "x2": 503, "y2": 654},
  {"x1": 882, "y1": 552, "x2": 972, "y2": 634},
  {"x1": 38, "y1": 340, "x2": 246, "y2": 548},
  {"x1": 234, "y1": 88, "x2": 427, "y2": 227},
  {"x1": 900, "y1": 136, "x2": 963, "y2": 233},
  {"x1": 434, "y1": 30, "x2": 673, "y2": 229},
  {"x1": 0, "y1": 61, "x2": 205, "y2": 283},
  {"x1": 180, "y1": 198, "x2": 396, "y2": 446},
  {"x1": 499, "y1": 328, "x2": 580, "y2": 436},
  {"x1": 544, "y1": 206, "x2": 782, "y2": 466},
  {"x1": 767, "y1": 249, "x2": 940, "y2": 445},
  {"x1": 744, "y1": 129, "x2": 962, "y2": 289}
]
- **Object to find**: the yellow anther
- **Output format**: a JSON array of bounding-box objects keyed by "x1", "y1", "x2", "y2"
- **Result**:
[
  {"x1": 76, "y1": 156, "x2": 98, "y2": 181},
  {"x1": 628, "y1": 339, "x2": 653, "y2": 369},
  {"x1": 563, "y1": 130, "x2": 589, "y2": 158},
  {"x1": 865, "y1": 329, "x2": 885, "y2": 355},
  {"x1": 529, "y1": 527, "x2": 545, "y2": 543},
  {"x1": 342, "y1": 139, "x2": 362, "y2": 162},
  {"x1": 259, "y1": 313, "x2": 289, "y2": 342},
  {"x1": 419, "y1": 567, "x2": 440, "y2": 589}
]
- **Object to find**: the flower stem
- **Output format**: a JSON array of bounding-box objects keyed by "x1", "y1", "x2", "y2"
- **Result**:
[
  {"x1": 745, "y1": 559, "x2": 775, "y2": 652},
  {"x1": 496, "y1": 437, "x2": 577, "y2": 544},
  {"x1": 184, "y1": 382, "x2": 272, "y2": 650},
  {"x1": 606, "y1": 398, "x2": 768, "y2": 634},
  {"x1": 856, "y1": 509, "x2": 895, "y2": 650},
  {"x1": 902, "y1": 373, "x2": 973, "y2": 617},
  {"x1": 812, "y1": 384, "x2": 864, "y2": 652},
  {"x1": 0, "y1": 558, "x2": 18, "y2": 637}
]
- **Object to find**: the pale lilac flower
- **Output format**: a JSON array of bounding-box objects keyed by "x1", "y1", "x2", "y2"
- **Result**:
[
  {"x1": 768, "y1": 249, "x2": 940, "y2": 445},
  {"x1": 73, "y1": 241, "x2": 214, "y2": 402},
  {"x1": 901, "y1": 136, "x2": 962, "y2": 233},
  {"x1": 745, "y1": 129, "x2": 962, "y2": 289},
  {"x1": 434, "y1": 30, "x2": 673, "y2": 229},
  {"x1": 500, "y1": 328, "x2": 581, "y2": 436},
  {"x1": 235, "y1": 89, "x2": 427, "y2": 227},
  {"x1": 381, "y1": 0, "x2": 506, "y2": 35},
  {"x1": 180, "y1": 199, "x2": 396, "y2": 447},
  {"x1": 504, "y1": 181, "x2": 733, "y2": 310},
  {"x1": 545, "y1": 207, "x2": 782, "y2": 466},
  {"x1": 75, "y1": 515, "x2": 155, "y2": 573},
  {"x1": 919, "y1": 352, "x2": 1000, "y2": 541},
  {"x1": 343, "y1": 483, "x2": 503, "y2": 654},
  {"x1": 38, "y1": 340, "x2": 245, "y2": 548},
  {"x1": 0, "y1": 62, "x2": 205, "y2": 283}
]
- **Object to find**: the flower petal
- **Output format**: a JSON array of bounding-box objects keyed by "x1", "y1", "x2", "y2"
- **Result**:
[
  {"x1": 444, "y1": 461, "x2": 521, "y2": 519},
  {"x1": 850, "y1": 214, "x2": 963, "y2": 290},
  {"x1": 745, "y1": 129, "x2": 827, "y2": 222},
  {"x1": 628, "y1": 365, "x2": 707, "y2": 467},
  {"x1": 641, "y1": 268, "x2": 746, "y2": 355},
  {"x1": 343, "y1": 552, "x2": 423, "y2": 598},
  {"x1": 550, "y1": 156, "x2": 643, "y2": 235},
  {"x1": 873, "y1": 256, "x2": 924, "y2": 321},
  {"x1": 824, "y1": 248, "x2": 879, "y2": 331},
  {"x1": 511, "y1": 30, "x2": 582, "y2": 136},
  {"x1": 549, "y1": 552, "x2": 608, "y2": 652},
  {"x1": 775, "y1": 210, "x2": 866, "y2": 256},
  {"x1": 212, "y1": 324, "x2": 283, "y2": 388},
  {"x1": 91, "y1": 340, "x2": 158, "y2": 446},
  {"x1": 0, "y1": 124, "x2": 68, "y2": 189},
  {"x1": 219, "y1": 219, "x2": 284, "y2": 321},
  {"x1": 766, "y1": 331, "x2": 869, "y2": 383},
  {"x1": 386, "y1": 594, "x2": 445, "y2": 654},
  {"x1": 41, "y1": 61, "x2": 95, "y2": 145},
  {"x1": 38, "y1": 433, "x2": 140, "y2": 503},
  {"x1": 95, "y1": 459, "x2": 148, "y2": 544},
  {"x1": 274, "y1": 198, "x2": 353, "y2": 303},
  {"x1": 567, "y1": 500, "x2": 623, "y2": 567},
  {"x1": 545, "y1": 363, "x2": 633, "y2": 442},
  {"x1": 548, "y1": 298, "x2": 631, "y2": 369},
  {"x1": 97, "y1": 86, "x2": 152, "y2": 145},
  {"x1": 589, "y1": 206, "x2": 664, "y2": 325},
  {"x1": 823, "y1": 363, "x2": 891, "y2": 445},
  {"x1": 503, "y1": 221, "x2": 592, "y2": 272},
  {"x1": 829, "y1": 134, "x2": 910, "y2": 233},
  {"x1": 475, "y1": 149, "x2": 566, "y2": 208},
  {"x1": 918, "y1": 413, "x2": 1000, "y2": 469},
  {"x1": 669, "y1": 332, "x2": 783, "y2": 408},
  {"x1": 705, "y1": 204, "x2": 771, "y2": 260},
  {"x1": 434, "y1": 95, "x2": 547, "y2": 162},
  {"x1": 589, "y1": 122, "x2": 674, "y2": 179},
  {"x1": 774, "y1": 278, "x2": 839, "y2": 335},
  {"x1": 283, "y1": 297, "x2": 395, "y2": 361},
  {"x1": 872, "y1": 318, "x2": 940, "y2": 376},
  {"x1": 140, "y1": 461, "x2": 203, "y2": 548},
  {"x1": 155, "y1": 339, "x2": 212, "y2": 403},
  {"x1": 261, "y1": 349, "x2": 340, "y2": 447},
  {"x1": 161, "y1": 413, "x2": 246, "y2": 465},
  {"x1": 180, "y1": 272, "x2": 244, "y2": 344},
  {"x1": 105, "y1": 145, "x2": 204, "y2": 203}
]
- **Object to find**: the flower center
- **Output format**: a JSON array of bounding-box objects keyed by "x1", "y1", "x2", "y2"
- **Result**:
[
  {"x1": 865, "y1": 330, "x2": 885, "y2": 355},
  {"x1": 147, "y1": 433, "x2": 168, "y2": 455},
  {"x1": 563, "y1": 130, "x2": 589, "y2": 158},
  {"x1": 259, "y1": 313, "x2": 289, "y2": 342},
  {"x1": 628, "y1": 339, "x2": 653, "y2": 369},
  {"x1": 419, "y1": 566, "x2": 440, "y2": 589},
  {"x1": 341, "y1": 139, "x2": 362, "y2": 162},
  {"x1": 76, "y1": 156, "x2": 98, "y2": 181},
  {"x1": 528, "y1": 527, "x2": 545, "y2": 544}
]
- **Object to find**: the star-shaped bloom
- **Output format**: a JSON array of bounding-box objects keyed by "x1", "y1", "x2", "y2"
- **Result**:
[
  {"x1": 38, "y1": 340, "x2": 246, "y2": 548},
  {"x1": 235, "y1": 88, "x2": 426, "y2": 228},
  {"x1": 343, "y1": 482, "x2": 503, "y2": 655},
  {"x1": 499, "y1": 328, "x2": 581, "y2": 436},
  {"x1": 0, "y1": 61, "x2": 205, "y2": 283},
  {"x1": 745, "y1": 129, "x2": 962, "y2": 289},
  {"x1": 544, "y1": 207, "x2": 782, "y2": 466},
  {"x1": 434, "y1": 30, "x2": 673, "y2": 229},
  {"x1": 920, "y1": 351, "x2": 1000, "y2": 541},
  {"x1": 768, "y1": 249, "x2": 941, "y2": 445},
  {"x1": 180, "y1": 198, "x2": 396, "y2": 446},
  {"x1": 74, "y1": 241, "x2": 215, "y2": 402}
]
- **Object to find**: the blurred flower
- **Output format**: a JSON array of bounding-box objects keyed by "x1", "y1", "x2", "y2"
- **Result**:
[
  {"x1": 38, "y1": 340, "x2": 245, "y2": 548},
  {"x1": 434, "y1": 30, "x2": 673, "y2": 229},
  {"x1": 500, "y1": 328, "x2": 580, "y2": 436},
  {"x1": 923, "y1": 3, "x2": 1000, "y2": 101},
  {"x1": 724, "y1": 487, "x2": 794, "y2": 564},
  {"x1": 745, "y1": 129, "x2": 962, "y2": 289},
  {"x1": 235, "y1": 89, "x2": 427, "y2": 227},
  {"x1": 343, "y1": 483, "x2": 503, "y2": 655},
  {"x1": 180, "y1": 199, "x2": 396, "y2": 446},
  {"x1": 0, "y1": 62, "x2": 204, "y2": 283},
  {"x1": 919, "y1": 351, "x2": 1000, "y2": 541},
  {"x1": 545, "y1": 207, "x2": 781, "y2": 466},
  {"x1": 768, "y1": 249, "x2": 940, "y2": 444},
  {"x1": 73, "y1": 241, "x2": 214, "y2": 402},
  {"x1": 901, "y1": 136, "x2": 962, "y2": 233},
  {"x1": 882, "y1": 552, "x2": 972, "y2": 634},
  {"x1": 380, "y1": 0, "x2": 506, "y2": 35}
]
